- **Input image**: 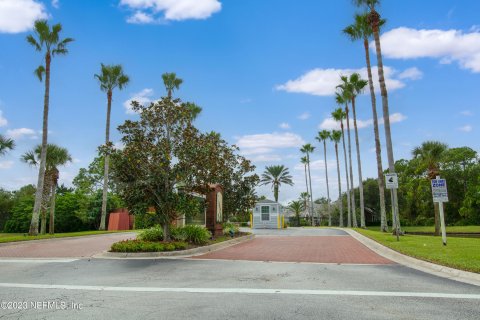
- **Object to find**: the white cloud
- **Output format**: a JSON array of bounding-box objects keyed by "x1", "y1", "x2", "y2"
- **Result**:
[
  {"x1": 279, "y1": 122, "x2": 290, "y2": 130},
  {"x1": 248, "y1": 154, "x2": 283, "y2": 162},
  {"x1": 318, "y1": 113, "x2": 407, "y2": 130},
  {"x1": 0, "y1": 161, "x2": 14, "y2": 169},
  {"x1": 0, "y1": 110, "x2": 7, "y2": 127},
  {"x1": 460, "y1": 110, "x2": 473, "y2": 116},
  {"x1": 120, "y1": 0, "x2": 221, "y2": 24},
  {"x1": 295, "y1": 159, "x2": 335, "y2": 171},
  {"x1": 398, "y1": 67, "x2": 423, "y2": 80},
  {"x1": 378, "y1": 27, "x2": 480, "y2": 73},
  {"x1": 458, "y1": 125, "x2": 473, "y2": 132},
  {"x1": 297, "y1": 112, "x2": 310, "y2": 120},
  {"x1": 237, "y1": 132, "x2": 305, "y2": 150},
  {"x1": 6, "y1": 128, "x2": 38, "y2": 139},
  {"x1": 124, "y1": 88, "x2": 154, "y2": 114},
  {"x1": 51, "y1": 0, "x2": 59, "y2": 8},
  {"x1": 276, "y1": 66, "x2": 418, "y2": 96},
  {"x1": 0, "y1": 0, "x2": 48, "y2": 33}
]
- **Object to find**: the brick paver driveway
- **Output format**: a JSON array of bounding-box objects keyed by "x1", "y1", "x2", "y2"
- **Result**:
[
  {"x1": 0, "y1": 232, "x2": 137, "y2": 258},
  {"x1": 194, "y1": 228, "x2": 392, "y2": 264}
]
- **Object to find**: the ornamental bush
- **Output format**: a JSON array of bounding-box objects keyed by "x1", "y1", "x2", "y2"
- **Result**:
[
  {"x1": 181, "y1": 225, "x2": 211, "y2": 245},
  {"x1": 138, "y1": 225, "x2": 163, "y2": 241},
  {"x1": 223, "y1": 222, "x2": 239, "y2": 236},
  {"x1": 110, "y1": 240, "x2": 187, "y2": 252}
]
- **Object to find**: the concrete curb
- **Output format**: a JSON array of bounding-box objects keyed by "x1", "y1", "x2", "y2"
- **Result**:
[
  {"x1": 0, "y1": 232, "x2": 138, "y2": 247},
  {"x1": 344, "y1": 229, "x2": 480, "y2": 287},
  {"x1": 93, "y1": 234, "x2": 255, "y2": 259}
]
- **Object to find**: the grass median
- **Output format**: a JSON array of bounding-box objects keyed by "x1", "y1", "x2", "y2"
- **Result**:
[
  {"x1": 0, "y1": 230, "x2": 137, "y2": 244},
  {"x1": 355, "y1": 228, "x2": 480, "y2": 273}
]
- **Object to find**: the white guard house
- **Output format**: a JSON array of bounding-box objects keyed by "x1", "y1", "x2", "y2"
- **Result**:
[{"x1": 252, "y1": 199, "x2": 284, "y2": 229}]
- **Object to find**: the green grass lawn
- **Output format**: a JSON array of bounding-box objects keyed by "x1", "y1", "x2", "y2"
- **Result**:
[
  {"x1": 366, "y1": 225, "x2": 480, "y2": 233},
  {"x1": 355, "y1": 228, "x2": 480, "y2": 273},
  {"x1": 0, "y1": 230, "x2": 137, "y2": 244}
]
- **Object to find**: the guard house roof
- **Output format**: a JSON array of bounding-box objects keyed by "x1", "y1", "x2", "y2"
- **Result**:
[{"x1": 255, "y1": 199, "x2": 278, "y2": 204}]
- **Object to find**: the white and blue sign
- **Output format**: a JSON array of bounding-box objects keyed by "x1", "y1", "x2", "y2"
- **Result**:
[{"x1": 431, "y1": 179, "x2": 448, "y2": 202}]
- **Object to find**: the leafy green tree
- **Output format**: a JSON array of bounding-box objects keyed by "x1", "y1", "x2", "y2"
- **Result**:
[
  {"x1": 344, "y1": 13, "x2": 387, "y2": 231},
  {"x1": 260, "y1": 165, "x2": 293, "y2": 202},
  {"x1": 332, "y1": 106, "x2": 351, "y2": 226},
  {"x1": 412, "y1": 141, "x2": 448, "y2": 235},
  {"x1": 3, "y1": 185, "x2": 36, "y2": 233},
  {"x1": 301, "y1": 144, "x2": 316, "y2": 225},
  {"x1": 26, "y1": 20, "x2": 73, "y2": 236},
  {"x1": 288, "y1": 200, "x2": 304, "y2": 227},
  {"x1": 0, "y1": 189, "x2": 14, "y2": 230},
  {"x1": 354, "y1": 0, "x2": 401, "y2": 233},
  {"x1": 94, "y1": 63, "x2": 130, "y2": 231},
  {"x1": 0, "y1": 135, "x2": 14, "y2": 156},
  {"x1": 21, "y1": 144, "x2": 72, "y2": 234},
  {"x1": 316, "y1": 130, "x2": 332, "y2": 226},
  {"x1": 330, "y1": 130, "x2": 344, "y2": 227}
]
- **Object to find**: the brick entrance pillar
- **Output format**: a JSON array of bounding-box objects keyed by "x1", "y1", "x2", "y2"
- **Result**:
[{"x1": 206, "y1": 184, "x2": 223, "y2": 237}]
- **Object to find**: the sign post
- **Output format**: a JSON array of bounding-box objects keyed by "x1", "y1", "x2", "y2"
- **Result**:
[
  {"x1": 385, "y1": 173, "x2": 400, "y2": 241},
  {"x1": 431, "y1": 176, "x2": 448, "y2": 246}
]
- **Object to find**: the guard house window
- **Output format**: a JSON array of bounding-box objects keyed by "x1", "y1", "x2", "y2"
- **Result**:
[{"x1": 261, "y1": 206, "x2": 270, "y2": 221}]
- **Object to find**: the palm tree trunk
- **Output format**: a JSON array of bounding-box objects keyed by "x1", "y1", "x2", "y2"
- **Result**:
[
  {"x1": 323, "y1": 141, "x2": 332, "y2": 227},
  {"x1": 304, "y1": 164, "x2": 309, "y2": 219},
  {"x1": 364, "y1": 37, "x2": 388, "y2": 232},
  {"x1": 274, "y1": 183, "x2": 279, "y2": 202},
  {"x1": 307, "y1": 154, "x2": 315, "y2": 226},
  {"x1": 335, "y1": 144, "x2": 343, "y2": 227},
  {"x1": 371, "y1": 11, "x2": 401, "y2": 232},
  {"x1": 49, "y1": 182, "x2": 56, "y2": 234},
  {"x1": 30, "y1": 53, "x2": 51, "y2": 236},
  {"x1": 340, "y1": 122, "x2": 351, "y2": 227},
  {"x1": 345, "y1": 104, "x2": 357, "y2": 228},
  {"x1": 100, "y1": 91, "x2": 112, "y2": 230},
  {"x1": 351, "y1": 97, "x2": 365, "y2": 228}
]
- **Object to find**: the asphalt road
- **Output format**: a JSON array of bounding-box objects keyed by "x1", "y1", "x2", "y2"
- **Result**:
[{"x1": 0, "y1": 228, "x2": 478, "y2": 320}]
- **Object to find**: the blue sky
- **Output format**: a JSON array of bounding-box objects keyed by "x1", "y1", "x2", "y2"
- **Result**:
[{"x1": 0, "y1": 0, "x2": 479, "y2": 204}]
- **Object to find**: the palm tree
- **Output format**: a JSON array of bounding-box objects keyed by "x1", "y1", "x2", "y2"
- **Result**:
[
  {"x1": 354, "y1": 0, "x2": 401, "y2": 232},
  {"x1": 301, "y1": 144, "x2": 316, "y2": 226},
  {"x1": 289, "y1": 200, "x2": 304, "y2": 227},
  {"x1": 162, "y1": 72, "x2": 183, "y2": 99},
  {"x1": 184, "y1": 102, "x2": 202, "y2": 121},
  {"x1": 26, "y1": 20, "x2": 73, "y2": 236},
  {"x1": 0, "y1": 135, "x2": 14, "y2": 156},
  {"x1": 260, "y1": 165, "x2": 294, "y2": 202},
  {"x1": 332, "y1": 106, "x2": 351, "y2": 227},
  {"x1": 412, "y1": 141, "x2": 448, "y2": 236},
  {"x1": 22, "y1": 144, "x2": 72, "y2": 234},
  {"x1": 339, "y1": 73, "x2": 368, "y2": 228},
  {"x1": 300, "y1": 191, "x2": 310, "y2": 218},
  {"x1": 316, "y1": 130, "x2": 332, "y2": 226},
  {"x1": 343, "y1": 13, "x2": 388, "y2": 232},
  {"x1": 336, "y1": 84, "x2": 357, "y2": 228},
  {"x1": 330, "y1": 130, "x2": 344, "y2": 227},
  {"x1": 300, "y1": 157, "x2": 310, "y2": 217},
  {"x1": 95, "y1": 64, "x2": 130, "y2": 230}
]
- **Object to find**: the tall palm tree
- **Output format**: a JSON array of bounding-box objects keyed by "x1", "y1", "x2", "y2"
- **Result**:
[
  {"x1": 184, "y1": 102, "x2": 203, "y2": 121},
  {"x1": 337, "y1": 81, "x2": 357, "y2": 228},
  {"x1": 300, "y1": 157, "x2": 310, "y2": 217},
  {"x1": 95, "y1": 64, "x2": 130, "y2": 230},
  {"x1": 162, "y1": 72, "x2": 183, "y2": 99},
  {"x1": 354, "y1": 0, "x2": 401, "y2": 232},
  {"x1": 332, "y1": 106, "x2": 351, "y2": 227},
  {"x1": 22, "y1": 144, "x2": 72, "y2": 234},
  {"x1": 0, "y1": 135, "x2": 14, "y2": 156},
  {"x1": 26, "y1": 20, "x2": 73, "y2": 236},
  {"x1": 412, "y1": 141, "x2": 448, "y2": 236},
  {"x1": 340, "y1": 73, "x2": 368, "y2": 228},
  {"x1": 301, "y1": 144, "x2": 316, "y2": 225},
  {"x1": 260, "y1": 165, "x2": 294, "y2": 202},
  {"x1": 343, "y1": 13, "x2": 388, "y2": 231},
  {"x1": 289, "y1": 200, "x2": 304, "y2": 227},
  {"x1": 316, "y1": 130, "x2": 332, "y2": 226},
  {"x1": 330, "y1": 130, "x2": 344, "y2": 227},
  {"x1": 300, "y1": 191, "x2": 310, "y2": 218}
]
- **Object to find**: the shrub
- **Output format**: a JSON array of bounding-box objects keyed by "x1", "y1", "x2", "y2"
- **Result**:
[
  {"x1": 110, "y1": 240, "x2": 187, "y2": 252},
  {"x1": 138, "y1": 225, "x2": 163, "y2": 241},
  {"x1": 170, "y1": 226, "x2": 187, "y2": 241},
  {"x1": 223, "y1": 222, "x2": 239, "y2": 236},
  {"x1": 182, "y1": 225, "x2": 211, "y2": 245}
]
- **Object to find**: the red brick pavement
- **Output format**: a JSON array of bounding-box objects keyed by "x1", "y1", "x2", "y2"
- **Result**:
[
  {"x1": 0, "y1": 233, "x2": 136, "y2": 258},
  {"x1": 193, "y1": 236, "x2": 393, "y2": 264}
]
